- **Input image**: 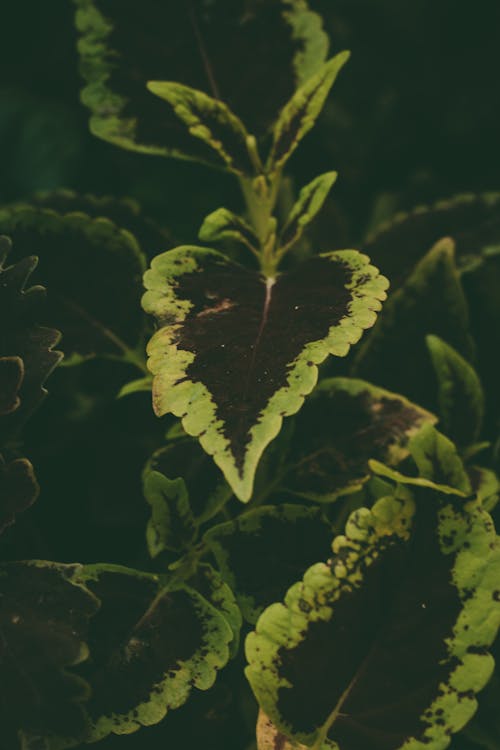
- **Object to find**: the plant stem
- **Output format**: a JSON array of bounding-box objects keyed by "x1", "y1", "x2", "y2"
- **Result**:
[{"x1": 239, "y1": 172, "x2": 282, "y2": 277}]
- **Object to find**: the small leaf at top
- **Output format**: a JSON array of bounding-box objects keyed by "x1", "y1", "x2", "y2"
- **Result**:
[
  {"x1": 0, "y1": 204, "x2": 147, "y2": 366},
  {"x1": 0, "y1": 237, "x2": 62, "y2": 441},
  {"x1": 426, "y1": 335, "x2": 484, "y2": 447},
  {"x1": 143, "y1": 469, "x2": 197, "y2": 557},
  {"x1": 279, "y1": 171, "x2": 338, "y2": 253},
  {"x1": 282, "y1": 376, "x2": 436, "y2": 502},
  {"x1": 267, "y1": 52, "x2": 350, "y2": 173},
  {"x1": 147, "y1": 82, "x2": 257, "y2": 175},
  {"x1": 142, "y1": 245, "x2": 388, "y2": 501},
  {"x1": 70, "y1": 564, "x2": 233, "y2": 743},
  {"x1": 353, "y1": 237, "x2": 474, "y2": 410},
  {"x1": 73, "y1": 0, "x2": 328, "y2": 164},
  {"x1": 205, "y1": 504, "x2": 335, "y2": 624},
  {"x1": 199, "y1": 208, "x2": 260, "y2": 252},
  {"x1": 245, "y1": 487, "x2": 500, "y2": 749},
  {"x1": 0, "y1": 561, "x2": 98, "y2": 743}
]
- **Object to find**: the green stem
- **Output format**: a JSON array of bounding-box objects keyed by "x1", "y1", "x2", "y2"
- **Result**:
[{"x1": 239, "y1": 172, "x2": 282, "y2": 277}]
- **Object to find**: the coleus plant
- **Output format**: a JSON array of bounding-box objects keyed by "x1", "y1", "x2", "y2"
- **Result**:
[{"x1": 2, "y1": 2, "x2": 500, "y2": 750}]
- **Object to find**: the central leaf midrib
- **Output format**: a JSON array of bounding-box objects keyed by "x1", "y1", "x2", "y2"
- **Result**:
[{"x1": 241, "y1": 276, "x2": 276, "y2": 405}]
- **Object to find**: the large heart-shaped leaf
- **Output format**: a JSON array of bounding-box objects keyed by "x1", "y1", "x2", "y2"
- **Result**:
[
  {"x1": 0, "y1": 562, "x2": 98, "y2": 746},
  {"x1": 281, "y1": 376, "x2": 436, "y2": 502},
  {"x1": 142, "y1": 246, "x2": 388, "y2": 500},
  {"x1": 73, "y1": 0, "x2": 328, "y2": 164},
  {"x1": 246, "y1": 484, "x2": 500, "y2": 749},
  {"x1": 0, "y1": 204, "x2": 147, "y2": 367},
  {"x1": 205, "y1": 504, "x2": 335, "y2": 624},
  {"x1": 66, "y1": 564, "x2": 233, "y2": 744}
]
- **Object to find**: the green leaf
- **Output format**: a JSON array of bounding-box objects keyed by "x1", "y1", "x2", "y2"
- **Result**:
[
  {"x1": 461, "y1": 248, "x2": 500, "y2": 429},
  {"x1": 204, "y1": 505, "x2": 335, "y2": 623},
  {"x1": 73, "y1": 0, "x2": 328, "y2": 164},
  {"x1": 267, "y1": 52, "x2": 350, "y2": 173},
  {"x1": 409, "y1": 424, "x2": 472, "y2": 495},
  {"x1": 368, "y1": 459, "x2": 468, "y2": 497},
  {"x1": 0, "y1": 455, "x2": 39, "y2": 534},
  {"x1": 468, "y1": 466, "x2": 500, "y2": 512},
  {"x1": 199, "y1": 208, "x2": 260, "y2": 253},
  {"x1": 117, "y1": 374, "x2": 153, "y2": 399},
  {"x1": 279, "y1": 172, "x2": 338, "y2": 253},
  {"x1": 143, "y1": 245, "x2": 388, "y2": 501},
  {"x1": 71, "y1": 564, "x2": 233, "y2": 743},
  {"x1": 143, "y1": 469, "x2": 197, "y2": 557},
  {"x1": 363, "y1": 192, "x2": 500, "y2": 291},
  {"x1": 353, "y1": 238, "x2": 475, "y2": 410},
  {"x1": 146, "y1": 438, "x2": 232, "y2": 525},
  {"x1": 426, "y1": 335, "x2": 484, "y2": 447},
  {"x1": 245, "y1": 488, "x2": 500, "y2": 749},
  {"x1": 282, "y1": 376, "x2": 436, "y2": 502},
  {"x1": 186, "y1": 563, "x2": 243, "y2": 658},
  {"x1": 0, "y1": 562, "x2": 98, "y2": 744},
  {"x1": 147, "y1": 82, "x2": 257, "y2": 175},
  {"x1": 0, "y1": 237, "x2": 62, "y2": 441},
  {"x1": 0, "y1": 204, "x2": 147, "y2": 366}
]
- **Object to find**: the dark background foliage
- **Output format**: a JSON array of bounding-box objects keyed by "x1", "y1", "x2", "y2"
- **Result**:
[{"x1": 1, "y1": 2, "x2": 499, "y2": 748}]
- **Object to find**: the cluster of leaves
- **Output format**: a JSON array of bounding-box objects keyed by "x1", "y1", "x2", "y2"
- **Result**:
[{"x1": 2, "y1": 2, "x2": 500, "y2": 750}]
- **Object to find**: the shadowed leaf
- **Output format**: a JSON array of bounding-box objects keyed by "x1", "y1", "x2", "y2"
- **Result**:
[
  {"x1": 143, "y1": 469, "x2": 197, "y2": 557},
  {"x1": 0, "y1": 205, "x2": 146, "y2": 366},
  {"x1": 353, "y1": 238, "x2": 474, "y2": 410},
  {"x1": 0, "y1": 356, "x2": 23, "y2": 415},
  {"x1": 0, "y1": 455, "x2": 39, "y2": 533},
  {"x1": 426, "y1": 335, "x2": 484, "y2": 448},
  {"x1": 205, "y1": 504, "x2": 334, "y2": 623},
  {"x1": 267, "y1": 52, "x2": 350, "y2": 172},
  {"x1": 363, "y1": 192, "x2": 500, "y2": 290},
  {"x1": 283, "y1": 377, "x2": 436, "y2": 502},
  {"x1": 73, "y1": 0, "x2": 328, "y2": 164},
  {"x1": 146, "y1": 438, "x2": 232, "y2": 525},
  {"x1": 30, "y1": 189, "x2": 172, "y2": 260},
  {"x1": 246, "y1": 487, "x2": 500, "y2": 750},
  {"x1": 70, "y1": 564, "x2": 232, "y2": 743},
  {"x1": 143, "y1": 245, "x2": 388, "y2": 500},
  {"x1": 0, "y1": 236, "x2": 62, "y2": 441},
  {"x1": 147, "y1": 82, "x2": 256, "y2": 175},
  {"x1": 279, "y1": 171, "x2": 337, "y2": 253},
  {"x1": 0, "y1": 562, "x2": 98, "y2": 742}
]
